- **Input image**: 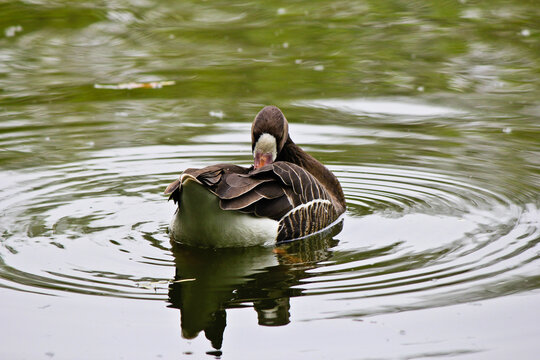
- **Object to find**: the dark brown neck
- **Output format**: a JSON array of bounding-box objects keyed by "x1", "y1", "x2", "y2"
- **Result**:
[{"x1": 278, "y1": 137, "x2": 346, "y2": 211}]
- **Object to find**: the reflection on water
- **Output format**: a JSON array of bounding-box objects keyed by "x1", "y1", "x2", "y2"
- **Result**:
[
  {"x1": 0, "y1": 139, "x2": 538, "y2": 356},
  {"x1": 1, "y1": 0, "x2": 539, "y2": 358},
  {"x1": 168, "y1": 226, "x2": 342, "y2": 350},
  {"x1": 294, "y1": 98, "x2": 465, "y2": 117}
]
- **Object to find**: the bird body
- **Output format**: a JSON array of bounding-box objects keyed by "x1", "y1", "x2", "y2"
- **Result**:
[
  {"x1": 169, "y1": 173, "x2": 279, "y2": 247},
  {"x1": 165, "y1": 106, "x2": 346, "y2": 247}
]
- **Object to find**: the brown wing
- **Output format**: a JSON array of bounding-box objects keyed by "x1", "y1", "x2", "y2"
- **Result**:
[
  {"x1": 164, "y1": 164, "x2": 249, "y2": 204},
  {"x1": 165, "y1": 161, "x2": 341, "y2": 242},
  {"x1": 271, "y1": 162, "x2": 340, "y2": 241}
]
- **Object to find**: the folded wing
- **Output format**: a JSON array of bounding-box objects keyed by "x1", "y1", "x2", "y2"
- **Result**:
[{"x1": 165, "y1": 161, "x2": 341, "y2": 242}]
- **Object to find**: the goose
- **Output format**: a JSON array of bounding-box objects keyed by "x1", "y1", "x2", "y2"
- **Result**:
[{"x1": 165, "y1": 105, "x2": 346, "y2": 247}]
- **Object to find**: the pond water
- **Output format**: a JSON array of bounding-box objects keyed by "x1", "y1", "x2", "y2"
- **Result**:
[{"x1": 1, "y1": 1, "x2": 539, "y2": 359}]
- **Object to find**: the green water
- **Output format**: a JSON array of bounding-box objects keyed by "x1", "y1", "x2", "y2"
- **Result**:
[{"x1": 1, "y1": 1, "x2": 539, "y2": 359}]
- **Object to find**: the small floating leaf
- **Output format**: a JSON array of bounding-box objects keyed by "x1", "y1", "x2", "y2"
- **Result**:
[{"x1": 137, "y1": 278, "x2": 196, "y2": 291}]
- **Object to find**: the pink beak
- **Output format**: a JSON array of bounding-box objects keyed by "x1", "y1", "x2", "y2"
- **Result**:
[{"x1": 254, "y1": 152, "x2": 274, "y2": 169}]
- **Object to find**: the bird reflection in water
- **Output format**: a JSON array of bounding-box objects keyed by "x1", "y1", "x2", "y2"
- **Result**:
[{"x1": 167, "y1": 220, "x2": 343, "y2": 352}]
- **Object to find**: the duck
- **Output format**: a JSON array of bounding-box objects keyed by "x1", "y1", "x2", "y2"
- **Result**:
[{"x1": 165, "y1": 105, "x2": 346, "y2": 247}]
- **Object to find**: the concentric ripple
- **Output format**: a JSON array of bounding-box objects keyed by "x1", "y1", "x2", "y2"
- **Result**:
[
  {"x1": 0, "y1": 144, "x2": 538, "y2": 316},
  {"x1": 0, "y1": 146, "x2": 189, "y2": 299},
  {"x1": 299, "y1": 165, "x2": 539, "y2": 317}
]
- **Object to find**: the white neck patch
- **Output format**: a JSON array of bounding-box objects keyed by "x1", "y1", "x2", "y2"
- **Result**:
[{"x1": 254, "y1": 133, "x2": 277, "y2": 160}]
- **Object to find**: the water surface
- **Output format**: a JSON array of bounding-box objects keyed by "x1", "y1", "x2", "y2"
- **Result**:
[{"x1": 1, "y1": 1, "x2": 539, "y2": 359}]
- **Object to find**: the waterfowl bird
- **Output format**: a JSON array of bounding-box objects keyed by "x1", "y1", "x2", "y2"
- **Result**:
[{"x1": 165, "y1": 106, "x2": 346, "y2": 247}]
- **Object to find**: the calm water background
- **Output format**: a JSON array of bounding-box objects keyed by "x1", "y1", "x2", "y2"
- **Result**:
[{"x1": 1, "y1": 1, "x2": 539, "y2": 359}]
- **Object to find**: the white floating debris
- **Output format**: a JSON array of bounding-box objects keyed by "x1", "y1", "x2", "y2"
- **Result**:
[
  {"x1": 313, "y1": 65, "x2": 325, "y2": 71},
  {"x1": 94, "y1": 81, "x2": 175, "y2": 90},
  {"x1": 502, "y1": 127, "x2": 512, "y2": 134},
  {"x1": 283, "y1": 42, "x2": 289, "y2": 49},
  {"x1": 209, "y1": 110, "x2": 225, "y2": 119},
  {"x1": 295, "y1": 59, "x2": 302, "y2": 64},
  {"x1": 137, "y1": 280, "x2": 170, "y2": 291},
  {"x1": 277, "y1": 8, "x2": 286, "y2": 15},
  {"x1": 5, "y1": 25, "x2": 22, "y2": 37},
  {"x1": 417, "y1": 86, "x2": 425, "y2": 92},
  {"x1": 520, "y1": 29, "x2": 531, "y2": 37}
]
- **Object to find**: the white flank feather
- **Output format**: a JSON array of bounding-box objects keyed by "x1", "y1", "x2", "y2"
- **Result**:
[{"x1": 281, "y1": 199, "x2": 332, "y2": 220}]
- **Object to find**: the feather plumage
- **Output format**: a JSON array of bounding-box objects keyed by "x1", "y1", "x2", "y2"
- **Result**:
[{"x1": 166, "y1": 106, "x2": 346, "y2": 247}]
